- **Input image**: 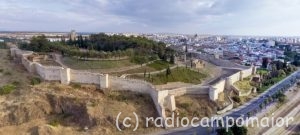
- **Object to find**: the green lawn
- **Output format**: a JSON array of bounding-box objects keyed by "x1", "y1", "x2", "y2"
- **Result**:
[
  {"x1": 62, "y1": 57, "x2": 137, "y2": 70},
  {"x1": 147, "y1": 60, "x2": 171, "y2": 70},
  {"x1": 131, "y1": 67, "x2": 208, "y2": 85},
  {"x1": 113, "y1": 60, "x2": 172, "y2": 75},
  {"x1": 257, "y1": 69, "x2": 269, "y2": 75}
]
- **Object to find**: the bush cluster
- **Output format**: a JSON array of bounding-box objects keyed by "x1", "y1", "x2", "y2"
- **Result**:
[
  {"x1": 30, "y1": 77, "x2": 41, "y2": 85},
  {"x1": 0, "y1": 84, "x2": 16, "y2": 95}
]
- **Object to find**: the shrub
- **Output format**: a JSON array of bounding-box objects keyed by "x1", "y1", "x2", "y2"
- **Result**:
[
  {"x1": 30, "y1": 77, "x2": 41, "y2": 85},
  {"x1": 231, "y1": 124, "x2": 248, "y2": 135},
  {"x1": 115, "y1": 94, "x2": 127, "y2": 102},
  {"x1": 217, "y1": 128, "x2": 233, "y2": 135},
  {"x1": 0, "y1": 69, "x2": 3, "y2": 72},
  {"x1": 131, "y1": 56, "x2": 149, "y2": 65},
  {"x1": 232, "y1": 96, "x2": 241, "y2": 103},
  {"x1": 0, "y1": 84, "x2": 16, "y2": 95},
  {"x1": 178, "y1": 102, "x2": 191, "y2": 110},
  {"x1": 277, "y1": 93, "x2": 286, "y2": 103},
  {"x1": 12, "y1": 81, "x2": 21, "y2": 86},
  {"x1": 108, "y1": 92, "x2": 128, "y2": 102}
]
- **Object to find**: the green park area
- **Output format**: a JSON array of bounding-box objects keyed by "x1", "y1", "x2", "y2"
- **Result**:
[
  {"x1": 62, "y1": 57, "x2": 136, "y2": 70},
  {"x1": 234, "y1": 63, "x2": 297, "y2": 95},
  {"x1": 256, "y1": 63, "x2": 297, "y2": 93},
  {"x1": 259, "y1": 76, "x2": 286, "y2": 92},
  {"x1": 131, "y1": 67, "x2": 208, "y2": 85},
  {"x1": 19, "y1": 34, "x2": 178, "y2": 72}
]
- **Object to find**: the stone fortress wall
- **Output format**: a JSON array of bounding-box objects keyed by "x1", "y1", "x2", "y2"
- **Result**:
[
  {"x1": 10, "y1": 47, "x2": 168, "y2": 124},
  {"x1": 10, "y1": 46, "x2": 257, "y2": 126},
  {"x1": 210, "y1": 66, "x2": 257, "y2": 101}
]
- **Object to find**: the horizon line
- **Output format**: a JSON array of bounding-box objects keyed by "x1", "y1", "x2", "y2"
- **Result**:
[{"x1": 1, "y1": 30, "x2": 300, "y2": 38}]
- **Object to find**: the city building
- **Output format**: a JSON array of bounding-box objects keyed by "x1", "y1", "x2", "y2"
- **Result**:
[{"x1": 69, "y1": 30, "x2": 77, "y2": 41}]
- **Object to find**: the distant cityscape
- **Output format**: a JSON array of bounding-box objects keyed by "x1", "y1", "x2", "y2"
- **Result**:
[{"x1": 1, "y1": 30, "x2": 300, "y2": 67}]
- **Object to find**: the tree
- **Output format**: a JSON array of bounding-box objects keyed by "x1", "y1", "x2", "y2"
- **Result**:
[
  {"x1": 270, "y1": 70, "x2": 279, "y2": 78},
  {"x1": 278, "y1": 69, "x2": 286, "y2": 77},
  {"x1": 29, "y1": 35, "x2": 50, "y2": 52},
  {"x1": 78, "y1": 35, "x2": 84, "y2": 48},
  {"x1": 216, "y1": 128, "x2": 233, "y2": 135},
  {"x1": 231, "y1": 124, "x2": 248, "y2": 135},
  {"x1": 61, "y1": 37, "x2": 66, "y2": 44},
  {"x1": 262, "y1": 57, "x2": 269, "y2": 68},
  {"x1": 274, "y1": 61, "x2": 284, "y2": 70},
  {"x1": 22, "y1": 33, "x2": 170, "y2": 61},
  {"x1": 292, "y1": 60, "x2": 300, "y2": 66},
  {"x1": 166, "y1": 66, "x2": 172, "y2": 77},
  {"x1": 162, "y1": 54, "x2": 168, "y2": 62},
  {"x1": 277, "y1": 92, "x2": 286, "y2": 103},
  {"x1": 170, "y1": 55, "x2": 175, "y2": 64},
  {"x1": 232, "y1": 96, "x2": 241, "y2": 103},
  {"x1": 259, "y1": 104, "x2": 263, "y2": 109}
]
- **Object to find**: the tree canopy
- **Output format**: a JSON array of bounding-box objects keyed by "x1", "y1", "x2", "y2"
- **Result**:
[{"x1": 19, "y1": 34, "x2": 175, "y2": 64}]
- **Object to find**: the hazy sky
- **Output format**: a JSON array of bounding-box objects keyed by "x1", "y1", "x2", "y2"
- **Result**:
[{"x1": 1, "y1": 0, "x2": 300, "y2": 36}]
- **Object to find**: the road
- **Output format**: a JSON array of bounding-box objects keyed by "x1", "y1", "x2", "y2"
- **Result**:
[{"x1": 258, "y1": 87, "x2": 300, "y2": 135}]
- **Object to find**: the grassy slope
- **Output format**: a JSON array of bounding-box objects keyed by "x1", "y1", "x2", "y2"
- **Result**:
[
  {"x1": 233, "y1": 76, "x2": 253, "y2": 94},
  {"x1": 132, "y1": 67, "x2": 207, "y2": 85},
  {"x1": 113, "y1": 60, "x2": 172, "y2": 75},
  {"x1": 147, "y1": 60, "x2": 171, "y2": 70}
]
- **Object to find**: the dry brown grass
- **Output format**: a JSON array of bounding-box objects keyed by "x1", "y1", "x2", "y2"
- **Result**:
[
  {"x1": 0, "y1": 49, "x2": 31, "y2": 91},
  {"x1": 173, "y1": 95, "x2": 217, "y2": 122},
  {"x1": 33, "y1": 83, "x2": 162, "y2": 134}
]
